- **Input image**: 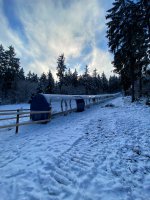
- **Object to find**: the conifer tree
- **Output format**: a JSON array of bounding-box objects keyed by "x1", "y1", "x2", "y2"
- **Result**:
[
  {"x1": 83, "y1": 65, "x2": 90, "y2": 94},
  {"x1": 0, "y1": 45, "x2": 5, "y2": 78},
  {"x1": 56, "y1": 54, "x2": 67, "y2": 93},
  {"x1": 101, "y1": 72, "x2": 108, "y2": 93},
  {"x1": 3, "y1": 46, "x2": 20, "y2": 99},
  {"x1": 46, "y1": 70, "x2": 54, "y2": 93},
  {"x1": 39, "y1": 72, "x2": 47, "y2": 92},
  {"x1": 72, "y1": 69, "x2": 78, "y2": 87},
  {"x1": 106, "y1": 0, "x2": 149, "y2": 101},
  {"x1": 18, "y1": 68, "x2": 25, "y2": 80},
  {"x1": 64, "y1": 68, "x2": 73, "y2": 86}
]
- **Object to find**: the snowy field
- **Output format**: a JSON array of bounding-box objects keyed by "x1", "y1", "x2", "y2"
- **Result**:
[{"x1": 0, "y1": 96, "x2": 150, "y2": 200}]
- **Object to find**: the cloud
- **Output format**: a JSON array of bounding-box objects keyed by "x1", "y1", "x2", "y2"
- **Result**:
[
  {"x1": 88, "y1": 48, "x2": 114, "y2": 77},
  {"x1": 0, "y1": 0, "x2": 24, "y2": 55},
  {"x1": 0, "y1": 0, "x2": 114, "y2": 79}
]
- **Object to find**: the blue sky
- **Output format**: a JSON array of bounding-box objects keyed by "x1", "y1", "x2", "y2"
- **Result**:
[{"x1": 0, "y1": 0, "x2": 114, "y2": 79}]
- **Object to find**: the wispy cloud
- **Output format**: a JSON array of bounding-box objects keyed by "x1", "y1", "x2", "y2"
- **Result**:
[{"x1": 0, "y1": 0, "x2": 114, "y2": 78}]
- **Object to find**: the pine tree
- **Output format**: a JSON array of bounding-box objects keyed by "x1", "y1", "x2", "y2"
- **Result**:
[
  {"x1": 26, "y1": 71, "x2": 38, "y2": 82},
  {"x1": 101, "y1": 72, "x2": 108, "y2": 93},
  {"x1": 18, "y1": 68, "x2": 25, "y2": 80},
  {"x1": 0, "y1": 45, "x2": 5, "y2": 77},
  {"x1": 39, "y1": 72, "x2": 47, "y2": 92},
  {"x1": 82, "y1": 65, "x2": 90, "y2": 94},
  {"x1": 97, "y1": 74, "x2": 102, "y2": 93},
  {"x1": 64, "y1": 68, "x2": 73, "y2": 86},
  {"x1": 136, "y1": 0, "x2": 150, "y2": 97},
  {"x1": 109, "y1": 75, "x2": 121, "y2": 93},
  {"x1": 93, "y1": 68, "x2": 97, "y2": 78},
  {"x1": 84, "y1": 65, "x2": 89, "y2": 76},
  {"x1": 140, "y1": 0, "x2": 150, "y2": 36},
  {"x1": 26, "y1": 71, "x2": 32, "y2": 80},
  {"x1": 0, "y1": 45, "x2": 5, "y2": 98},
  {"x1": 56, "y1": 54, "x2": 67, "y2": 93},
  {"x1": 91, "y1": 69, "x2": 99, "y2": 94},
  {"x1": 46, "y1": 70, "x2": 54, "y2": 93},
  {"x1": 72, "y1": 69, "x2": 78, "y2": 87},
  {"x1": 3, "y1": 46, "x2": 20, "y2": 100},
  {"x1": 106, "y1": 0, "x2": 149, "y2": 101}
]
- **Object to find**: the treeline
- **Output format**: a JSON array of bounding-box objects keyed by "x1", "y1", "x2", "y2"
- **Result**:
[
  {"x1": 106, "y1": 0, "x2": 150, "y2": 102},
  {"x1": 0, "y1": 45, "x2": 120, "y2": 104}
]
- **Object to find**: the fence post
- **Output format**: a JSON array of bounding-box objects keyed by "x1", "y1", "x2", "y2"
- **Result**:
[
  {"x1": 16, "y1": 109, "x2": 20, "y2": 134},
  {"x1": 64, "y1": 100, "x2": 68, "y2": 115},
  {"x1": 61, "y1": 100, "x2": 63, "y2": 112},
  {"x1": 69, "y1": 100, "x2": 72, "y2": 110}
]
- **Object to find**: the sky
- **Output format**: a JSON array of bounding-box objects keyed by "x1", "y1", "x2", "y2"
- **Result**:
[{"x1": 0, "y1": 0, "x2": 114, "y2": 79}]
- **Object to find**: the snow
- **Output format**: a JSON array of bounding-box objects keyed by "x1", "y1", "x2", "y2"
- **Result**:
[
  {"x1": 0, "y1": 103, "x2": 30, "y2": 111},
  {"x1": 0, "y1": 96, "x2": 150, "y2": 200},
  {"x1": 42, "y1": 93, "x2": 119, "y2": 102},
  {"x1": 42, "y1": 93, "x2": 120, "y2": 112}
]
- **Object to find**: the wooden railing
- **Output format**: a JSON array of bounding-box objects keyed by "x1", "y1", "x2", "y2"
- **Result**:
[
  {"x1": 0, "y1": 94, "x2": 119, "y2": 134},
  {"x1": 0, "y1": 107, "x2": 78, "y2": 134},
  {"x1": 0, "y1": 109, "x2": 52, "y2": 134}
]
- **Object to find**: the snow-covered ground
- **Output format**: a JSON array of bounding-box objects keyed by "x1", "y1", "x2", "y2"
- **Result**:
[{"x1": 0, "y1": 96, "x2": 150, "y2": 200}]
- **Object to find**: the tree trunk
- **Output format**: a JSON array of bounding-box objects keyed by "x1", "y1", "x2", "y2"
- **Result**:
[
  {"x1": 59, "y1": 84, "x2": 62, "y2": 94},
  {"x1": 138, "y1": 66, "x2": 142, "y2": 98},
  {"x1": 130, "y1": 61, "x2": 135, "y2": 102}
]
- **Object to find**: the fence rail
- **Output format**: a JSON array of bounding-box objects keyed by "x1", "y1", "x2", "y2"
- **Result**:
[{"x1": 0, "y1": 108, "x2": 30, "y2": 112}]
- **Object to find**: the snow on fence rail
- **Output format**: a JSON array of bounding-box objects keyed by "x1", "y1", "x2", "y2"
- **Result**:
[{"x1": 0, "y1": 93, "x2": 120, "y2": 134}]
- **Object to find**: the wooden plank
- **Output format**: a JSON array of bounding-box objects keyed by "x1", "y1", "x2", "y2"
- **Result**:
[
  {"x1": 0, "y1": 119, "x2": 51, "y2": 129},
  {"x1": 16, "y1": 109, "x2": 20, "y2": 134},
  {"x1": 0, "y1": 116, "x2": 18, "y2": 121},
  {"x1": 0, "y1": 110, "x2": 51, "y2": 116},
  {"x1": 0, "y1": 115, "x2": 29, "y2": 121},
  {"x1": 0, "y1": 109, "x2": 30, "y2": 112},
  {"x1": 17, "y1": 115, "x2": 30, "y2": 119},
  {"x1": 0, "y1": 112, "x2": 17, "y2": 115}
]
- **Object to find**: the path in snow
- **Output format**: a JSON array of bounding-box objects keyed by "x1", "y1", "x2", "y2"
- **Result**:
[{"x1": 0, "y1": 97, "x2": 150, "y2": 200}]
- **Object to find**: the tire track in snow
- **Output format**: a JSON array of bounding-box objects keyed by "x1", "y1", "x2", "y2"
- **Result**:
[
  {"x1": 35, "y1": 99, "x2": 150, "y2": 200},
  {"x1": 38, "y1": 119, "x2": 106, "y2": 200}
]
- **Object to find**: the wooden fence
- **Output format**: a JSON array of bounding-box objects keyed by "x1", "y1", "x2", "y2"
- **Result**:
[
  {"x1": 0, "y1": 106, "x2": 80, "y2": 134},
  {"x1": 0, "y1": 94, "x2": 119, "y2": 134}
]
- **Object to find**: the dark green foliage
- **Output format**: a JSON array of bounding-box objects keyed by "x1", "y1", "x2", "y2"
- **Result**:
[
  {"x1": 0, "y1": 45, "x2": 21, "y2": 101},
  {"x1": 26, "y1": 71, "x2": 38, "y2": 83},
  {"x1": 109, "y1": 75, "x2": 121, "y2": 93},
  {"x1": 72, "y1": 69, "x2": 78, "y2": 87},
  {"x1": 39, "y1": 72, "x2": 47, "y2": 93},
  {"x1": 18, "y1": 68, "x2": 25, "y2": 80},
  {"x1": 106, "y1": 0, "x2": 149, "y2": 101},
  {"x1": 45, "y1": 70, "x2": 55, "y2": 93},
  {"x1": 82, "y1": 65, "x2": 90, "y2": 94},
  {"x1": 101, "y1": 72, "x2": 109, "y2": 93},
  {"x1": 56, "y1": 54, "x2": 67, "y2": 93}
]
